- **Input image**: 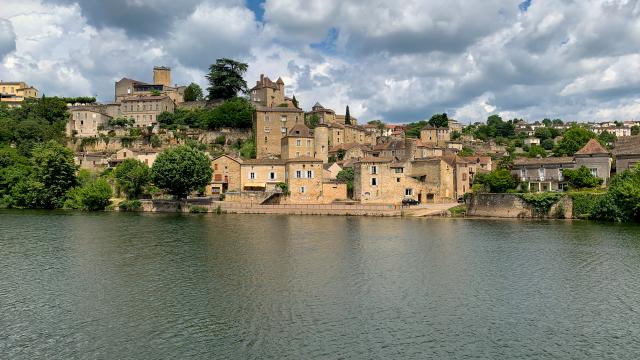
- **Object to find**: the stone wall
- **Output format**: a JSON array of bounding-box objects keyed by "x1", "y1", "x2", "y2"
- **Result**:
[{"x1": 467, "y1": 193, "x2": 573, "y2": 219}]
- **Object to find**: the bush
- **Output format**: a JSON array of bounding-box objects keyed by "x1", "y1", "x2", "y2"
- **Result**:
[
  {"x1": 275, "y1": 182, "x2": 289, "y2": 194},
  {"x1": 569, "y1": 192, "x2": 606, "y2": 219},
  {"x1": 562, "y1": 166, "x2": 603, "y2": 189},
  {"x1": 592, "y1": 165, "x2": 640, "y2": 222},
  {"x1": 214, "y1": 135, "x2": 226, "y2": 145},
  {"x1": 151, "y1": 145, "x2": 213, "y2": 199},
  {"x1": 64, "y1": 178, "x2": 112, "y2": 211},
  {"x1": 119, "y1": 199, "x2": 142, "y2": 212},
  {"x1": 449, "y1": 205, "x2": 467, "y2": 217},
  {"x1": 517, "y1": 192, "x2": 563, "y2": 217},
  {"x1": 474, "y1": 169, "x2": 517, "y2": 193},
  {"x1": 113, "y1": 159, "x2": 151, "y2": 199},
  {"x1": 189, "y1": 205, "x2": 208, "y2": 213}
]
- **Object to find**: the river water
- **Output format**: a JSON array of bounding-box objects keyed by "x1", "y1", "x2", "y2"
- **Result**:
[{"x1": 1, "y1": 211, "x2": 639, "y2": 359}]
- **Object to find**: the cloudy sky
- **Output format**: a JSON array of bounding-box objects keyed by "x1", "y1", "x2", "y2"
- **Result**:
[{"x1": 1, "y1": 0, "x2": 640, "y2": 124}]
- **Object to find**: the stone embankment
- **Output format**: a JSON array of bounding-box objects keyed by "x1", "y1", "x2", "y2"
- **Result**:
[{"x1": 467, "y1": 193, "x2": 572, "y2": 219}]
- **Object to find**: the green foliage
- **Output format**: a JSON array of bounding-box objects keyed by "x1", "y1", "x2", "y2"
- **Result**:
[
  {"x1": 562, "y1": 166, "x2": 603, "y2": 189},
  {"x1": 553, "y1": 125, "x2": 598, "y2": 156},
  {"x1": 109, "y1": 117, "x2": 134, "y2": 128},
  {"x1": 206, "y1": 58, "x2": 249, "y2": 100},
  {"x1": 474, "y1": 169, "x2": 517, "y2": 193},
  {"x1": 275, "y1": 182, "x2": 289, "y2": 194},
  {"x1": 113, "y1": 159, "x2": 151, "y2": 199},
  {"x1": 129, "y1": 128, "x2": 143, "y2": 137},
  {"x1": 592, "y1": 165, "x2": 640, "y2": 222},
  {"x1": 150, "y1": 134, "x2": 161, "y2": 148},
  {"x1": 239, "y1": 139, "x2": 256, "y2": 159},
  {"x1": 541, "y1": 138, "x2": 555, "y2": 150},
  {"x1": 631, "y1": 125, "x2": 640, "y2": 136},
  {"x1": 569, "y1": 191, "x2": 606, "y2": 219},
  {"x1": 428, "y1": 113, "x2": 449, "y2": 128},
  {"x1": 449, "y1": 205, "x2": 467, "y2": 217},
  {"x1": 404, "y1": 120, "x2": 427, "y2": 138},
  {"x1": 214, "y1": 135, "x2": 226, "y2": 145},
  {"x1": 534, "y1": 127, "x2": 560, "y2": 141},
  {"x1": 189, "y1": 205, "x2": 208, "y2": 213},
  {"x1": 276, "y1": 103, "x2": 288, "y2": 107},
  {"x1": 517, "y1": 192, "x2": 563, "y2": 216},
  {"x1": 60, "y1": 97, "x2": 96, "y2": 104},
  {"x1": 458, "y1": 147, "x2": 474, "y2": 157},
  {"x1": 451, "y1": 130, "x2": 461, "y2": 140},
  {"x1": 64, "y1": 178, "x2": 112, "y2": 211},
  {"x1": 150, "y1": 89, "x2": 161, "y2": 96},
  {"x1": 199, "y1": 97, "x2": 253, "y2": 129},
  {"x1": 527, "y1": 145, "x2": 547, "y2": 158},
  {"x1": 118, "y1": 199, "x2": 142, "y2": 212},
  {"x1": 345, "y1": 105, "x2": 351, "y2": 125},
  {"x1": 292, "y1": 94, "x2": 299, "y2": 108},
  {"x1": 183, "y1": 83, "x2": 203, "y2": 102},
  {"x1": 597, "y1": 130, "x2": 616, "y2": 148},
  {"x1": 367, "y1": 119, "x2": 386, "y2": 130},
  {"x1": 336, "y1": 168, "x2": 354, "y2": 196},
  {"x1": 151, "y1": 145, "x2": 213, "y2": 199},
  {"x1": 305, "y1": 113, "x2": 320, "y2": 129}
]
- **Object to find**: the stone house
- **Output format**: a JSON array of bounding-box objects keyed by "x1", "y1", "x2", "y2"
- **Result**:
[
  {"x1": 408, "y1": 158, "x2": 456, "y2": 202},
  {"x1": 208, "y1": 154, "x2": 242, "y2": 195},
  {"x1": 574, "y1": 139, "x2": 611, "y2": 184},
  {"x1": 420, "y1": 125, "x2": 451, "y2": 146},
  {"x1": 329, "y1": 143, "x2": 370, "y2": 161},
  {"x1": 240, "y1": 159, "x2": 286, "y2": 192},
  {"x1": 323, "y1": 162, "x2": 343, "y2": 180},
  {"x1": 524, "y1": 138, "x2": 541, "y2": 147},
  {"x1": 250, "y1": 74, "x2": 287, "y2": 107},
  {"x1": 512, "y1": 157, "x2": 575, "y2": 192},
  {"x1": 306, "y1": 102, "x2": 337, "y2": 124},
  {"x1": 109, "y1": 148, "x2": 159, "y2": 168},
  {"x1": 281, "y1": 124, "x2": 315, "y2": 159},
  {"x1": 285, "y1": 157, "x2": 324, "y2": 203},
  {"x1": 369, "y1": 140, "x2": 406, "y2": 159},
  {"x1": 75, "y1": 152, "x2": 110, "y2": 171},
  {"x1": 66, "y1": 107, "x2": 112, "y2": 137},
  {"x1": 115, "y1": 66, "x2": 186, "y2": 103},
  {"x1": 613, "y1": 135, "x2": 640, "y2": 172},
  {"x1": 0, "y1": 81, "x2": 39, "y2": 107},
  {"x1": 119, "y1": 95, "x2": 174, "y2": 127}
]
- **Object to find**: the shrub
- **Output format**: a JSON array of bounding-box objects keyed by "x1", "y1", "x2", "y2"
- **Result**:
[
  {"x1": 569, "y1": 192, "x2": 606, "y2": 219},
  {"x1": 151, "y1": 145, "x2": 213, "y2": 199},
  {"x1": 214, "y1": 135, "x2": 226, "y2": 145},
  {"x1": 474, "y1": 169, "x2": 517, "y2": 193},
  {"x1": 449, "y1": 205, "x2": 467, "y2": 217},
  {"x1": 119, "y1": 199, "x2": 142, "y2": 211},
  {"x1": 275, "y1": 182, "x2": 289, "y2": 194},
  {"x1": 189, "y1": 205, "x2": 208, "y2": 213},
  {"x1": 517, "y1": 192, "x2": 563, "y2": 217},
  {"x1": 64, "y1": 178, "x2": 112, "y2": 211},
  {"x1": 562, "y1": 166, "x2": 603, "y2": 189},
  {"x1": 592, "y1": 165, "x2": 640, "y2": 222},
  {"x1": 113, "y1": 159, "x2": 151, "y2": 199}
]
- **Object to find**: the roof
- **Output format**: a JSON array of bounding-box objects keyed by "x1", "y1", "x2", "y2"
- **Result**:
[
  {"x1": 212, "y1": 154, "x2": 243, "y2": 164},
  {"x1": 323, "y1": 162, "x2": 342, "y2": 171},
  {"x1": 255, "y1": 105, "x2": 304, "y2": 113},
  {"x1": 329, "y1": 143, "x2": 370, "y2": 152},
  {"x1": 575, "y1": 139, "x2": 609, "y2": 156},
  {"x1": 286, "y1": 123, "x2": 312, "y2": 137},
  {"x1": 373, "y1": 140, "x2": 405, "y2": 151},
  {"x1": 250, "y1": 74, "x2": 280, "y2": 91},
  {"x1": 355, "y1": 156, "x2": 393, "y2": 164},
  {"x1": 613, "y1": 135, "x2": 640, "y2": 156},
  {"x1": 513, "y1": 156, "x2": 575, "y2": 166},
  {"x1": 286, "y1": 156, "x2": 322, "y2": 163},
  {"x1": 121, "y1": 95, "x2": 171, "y2": 101},
  {"x1": 242, "y1": 158, "x2": 286, "y2": 166},
  {"x1": 462, "y1": 156, "x2": 492, "y2": 165},
  {"x1": 313, "y1": 102, "x2": 323, "y2": 108}
]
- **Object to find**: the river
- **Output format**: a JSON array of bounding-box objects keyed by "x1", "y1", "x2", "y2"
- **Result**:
[{"x1": 1, "y1": 211, "x2": 639, "y2": 359}]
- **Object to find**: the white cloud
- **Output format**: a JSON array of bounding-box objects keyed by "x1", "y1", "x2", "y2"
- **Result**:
[{"x1": 0, "y1": 19, "x2": 16, "y2": 60}]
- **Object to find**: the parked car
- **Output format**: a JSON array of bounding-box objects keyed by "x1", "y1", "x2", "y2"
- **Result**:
[
  {"x1": 402, "y1": 198, "x2": 420, "y2": 206},
  {"x1": 457, "y1": 196, "x2": 465, "y2": 203}
]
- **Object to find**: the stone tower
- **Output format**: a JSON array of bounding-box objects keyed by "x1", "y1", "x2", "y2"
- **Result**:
[
  {"x1": 314, "y1": 124, "x2": 329, "y2": 163},
  {"x1": 153, "y1": 66, "x2": 171, "y2": 87}
]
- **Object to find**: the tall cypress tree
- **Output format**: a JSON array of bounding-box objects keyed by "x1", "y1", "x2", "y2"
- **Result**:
[{"x1": 345, "y1": 105, "x2": 351, "y2": 125}]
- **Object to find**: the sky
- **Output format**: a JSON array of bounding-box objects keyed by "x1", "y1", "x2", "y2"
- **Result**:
[{"x1": 1, "y1": 0, "x2": 640, "y2": 124}]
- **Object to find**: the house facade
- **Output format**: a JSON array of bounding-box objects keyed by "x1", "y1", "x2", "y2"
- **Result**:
[{"x1": 208, "y1": 154, "x2": 242, "y2": 195}]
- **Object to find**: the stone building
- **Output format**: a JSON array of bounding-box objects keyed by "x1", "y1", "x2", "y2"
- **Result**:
[
  {"x1": 512, "y1": 157, "x2": 576, "y2": 192},
  {"x1": 285, "y1": 157, "x2": 324, "y2": 203},
  {"x1": 208, "y1": 154, "x2": 243, "y2": 195},
  {"x1": 613, "y1": 135, "x2": 640, "y2": 172},
  {"x1": 75, "y1": 152, "x2": 110, "y2": 171},
  {"x1": 306, "y1": 102, "x2": 336, "y2": 124},
  {"x1": 119, "y1": 95, "x2": 175, "y2": 127},
  {"x1": 109, "y1": 148, "x2": 159, "y2": 167},
  {"x1": 281, "y1": 124, "x2": 315, "y2": 159},
  {"x1": 66, "y1": 106, "x2": 112, "y2": 137},
  {"x1": 254, "y1": 106, "x2": 305, "y2": 158},
  {"x1": 240, "y1": 159, "x2": 287, "y2": 192},
  {"x1": 0, "y1": 81, "x2": 39, "y2": 107},
  {"x1": 313, "y1": 124, "x2": 330, "y2": 163},
  {"x1": 250, "y1": 74, "x2": 286, "y2": 107},
  {"x1": 115, "y1": 66, "x2": 186, "y2": 103},
  {"x1": 420, "y1": 125, "x2": 451, "y2": 146},
  {"x1": 574, "y1": 139, "x2": 611, "y2": 184}
]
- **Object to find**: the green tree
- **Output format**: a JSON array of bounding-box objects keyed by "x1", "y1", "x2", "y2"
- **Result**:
[
  {"x1": 206, "y1": 58, "x2": 248, "y2": 100},
  {"x1": 305, "y1": 113, "x2": 320, "y2": 129},
  {"x1": 451, "y1": 130, "x2": 461, "y2": 140},
  {"x1": 527, "y1": 145, "x2": 547, "y2": 158},
  {"x1": 597, "y1": 130, "x2": 616, "y2": 148},
  {"x1": 114, "y1": 159, "x2": 151, "y2": 199},
  {"x1": 344, "y1": 105, "x2": 351, "y2": 125},
  {"x1": 458, "y1": 147, "x2": 474, "y2": 157},
  {"x1": 631, "y1": 125, "x2": 640, "y2": 136},
  {"x1": 183, "y1": 83, "x2": 204, "y2": 102},
  {"x1": 541, "y1": 138, "x2": 555, "y2": 150},
  {"x1": 562, "y1": 166, "x2": 603, "y2": 189},
  {"x1": 474, "y1": 169, "x2": 517, "y2": 193},
  {"x1": 16, "y1": 141, "x2": 78, "y2": 208},
  {"x1": 553, "y1": 126, "x2": 598, "y2": 156},
  {"x1": 64, "y1": 178, "x2": 112, "y2": 211},
  {"x1": 292, "y1": 94, "x2": 299, "y2": 108},
  {"x1": 336, "y1": 168, "x2": 354, "y2": 197},
  {"x1": 151, "y1": 145, "x2": 213, "y2": 199},
  {"x1": 199, "y1": 97, "x2": 253, "y2": 129},
  {"x1": 428, "y1": 113, "x2": 449, "y2": 128},
  {"x1": 367, "y1": 119, "x2": 386, "y2": 130},
  {"x1": 542, "y1": 118, "x2": 552, "y2": 127},
  {"x1": 593, "y1": 165, "x2": 640, "y2": 222}
]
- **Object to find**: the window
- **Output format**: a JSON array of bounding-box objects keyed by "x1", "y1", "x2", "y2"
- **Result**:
[
  {"x1": 538, "y1": 168, "x2": 545, "y2": 180},
  {"x1": 306, "y1": 139, "x2": 312, "y2": 147},
  {"x1": 296, "y1": 152, "x2": 300, "y2": 157},
  {"x1": 307, "y1": 170, "x2": 313, "y2": 178},
  {"x1": 405, "y1": 188, "x2": 413, "y2": 196},
  {"x1": 590, "y1": 168, "x2": 598, "y2": 177},
  {"x1": 300, "y1": 186, "x2": 305, "y2": 193},
  {"x1": 520, "y1": 169, "x2": 526, "y2": 179},
  {"x1": 296, "y1": 170, "x2": 302, "y2": 178},
  {"x1": 214, "y1": 164, "x2": 218, "y2": 170},
  {"x1": 281, "y1": 127, "x2": 287, "y2": 134},
  {"x1": 558, "y1": 169, "x2": 564, "y2": 181},
  {"x1": 394, "y1": 168, "x2": 403, "y2": 173},
  {"x1": 306, "y1": 152, "x2": 311, "y2": 156},
  {"x1": 264, "y1": 126, "x2": 271, "y2": 133},
  {"x1": 296, "y1": 139, "x2": 301, "y2": 146},
  {"x1": 371, "y1": 177, "x2": 378, "y2": 186},
  {"x1": 371, "y1": 165, "x2": 378, "y2": 174},
  {"x1": 281, "y1": 115, "x2": 287, "y2": 122},
  {"x1": 462, "y1": 173, "x2": 467, "y2": 181},
  {"x1": 397, "y1": 178, "x2": 401, "y2": 182},
  {"x1": 249, "y1": 172, "x2": 256, "y2": 180},
  {"x1": 269, "y1": 171, "x2": 276, "y2": 180}
]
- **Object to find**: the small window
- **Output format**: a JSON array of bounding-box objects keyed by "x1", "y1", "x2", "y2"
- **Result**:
[
  {"x1": 300, "y1": 186, "x2": 305, "y2": 193},
  {"x1": 296, "y1": 170, "x2": 302, "y2": 178},
  {"x1": 306, "y1": 139, "x2": 311, "y2": 146},
  {"x1": 405, "y1": 188, "x2": 413, "y2": 196},
  {"x1": 371, "y1": 165, "x2": 378, "y2": 174},
  {"x1": 590, "y1": 168, "x2": 598, "y2": 177},
  {"x1": 269, "y1": 171, "x2": 276, "y2": 180},
  {"x1": 214, "y1": 164, "x2": 218, "y2": 170},
  {"x1": 371, "y1": 177, "x2": 377, "y2": 186},
  {"x1": 397, "y1": 178, "x2": 401, "y2": 182},
  {"x1": 307, "y1": 170, "x2": 312, "y2": 178},
  {"x1": 264, "y1": 126, "x2": 271, "y2": 133},
  {"x1": 296, "y1": 139, "x2": 301, "y2": 146},
  {"x1": 395, "y1": 168, "x2": 403, "y2": 173},
  {"x1": 250, "y1": 172, "x2": 256, "y2": 180}
]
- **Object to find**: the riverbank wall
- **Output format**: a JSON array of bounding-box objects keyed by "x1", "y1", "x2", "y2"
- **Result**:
[
  {"x1": 136, "y1": 199, "x2": 403, "y2": 216},
  {"x1": 467, "y1": 193, "x2": 572, "y2": 219}
]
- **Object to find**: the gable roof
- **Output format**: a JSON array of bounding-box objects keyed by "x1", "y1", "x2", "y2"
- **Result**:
[
  {"x1": 287, "y1": 123, "x2": 312, "y2": 137},
  {"x1": 212, "y1": 154, "x2": 243, "y2": 164},
  {"x1": 575, "y1": 138, "x2": 609, "y2": 156},
  {"x1": 513, "y1": 156, "x2": 575, "y2": 166},
  {"x1": 613, "y1": 135, "x2": 640, "y2": 156}
]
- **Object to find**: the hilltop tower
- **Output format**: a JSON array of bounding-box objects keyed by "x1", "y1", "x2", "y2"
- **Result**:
[
  {"x1": 153, "y1": 66, "x2": 171, "y2": 87},
  {"x1": 314, "y1": 124, "x2": 329, "y2": 163}
]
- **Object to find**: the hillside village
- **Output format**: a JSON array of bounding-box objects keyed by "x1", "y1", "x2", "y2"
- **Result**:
[{"x1": 2, "y1": 61, "x2": 640, "y2": 214}]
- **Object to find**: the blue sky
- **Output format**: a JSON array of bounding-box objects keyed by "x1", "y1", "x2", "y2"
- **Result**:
[{"x1": 1, "y1": 0, "x2": 640, "y2": 124}]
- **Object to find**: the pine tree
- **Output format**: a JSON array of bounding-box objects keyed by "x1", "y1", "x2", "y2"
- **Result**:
[
  {"x1": 292, "y1": 94, "x2": 299, "y2": 108},
  {"x1": 345, "y1": 105, "x2": 351, "y2": 125}
]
